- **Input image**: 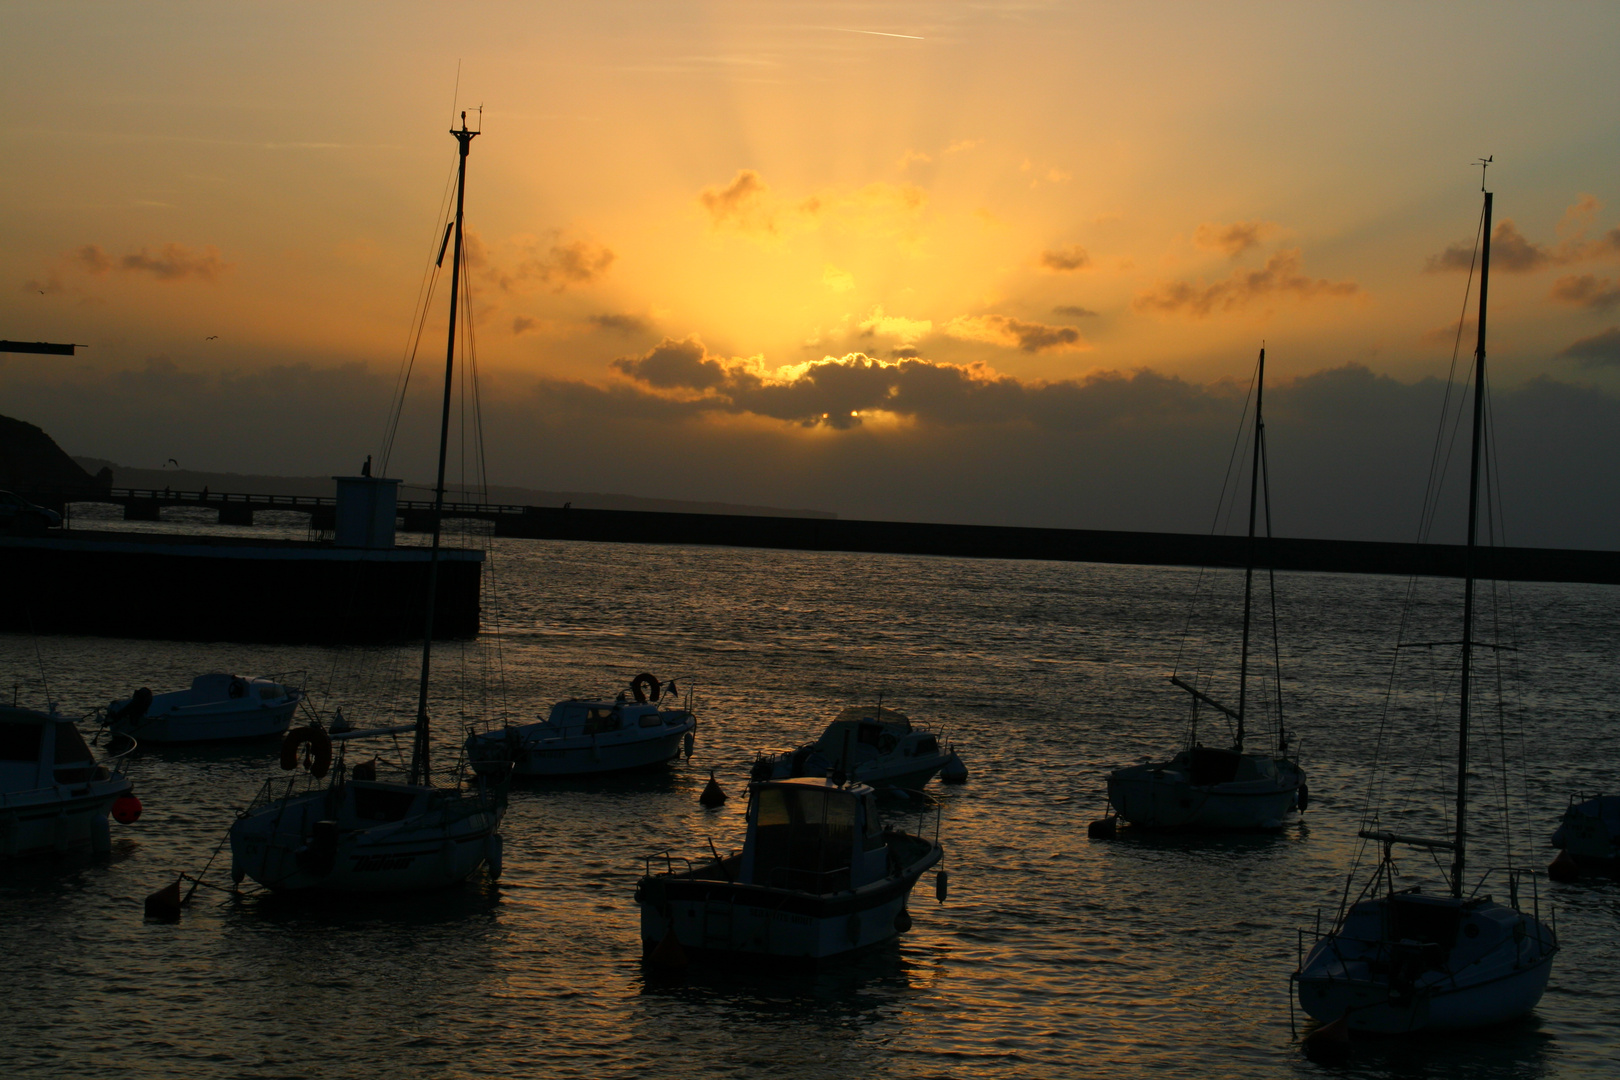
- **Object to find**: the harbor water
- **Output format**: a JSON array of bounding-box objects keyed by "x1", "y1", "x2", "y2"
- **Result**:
[{"x1": 3, "y1": 521, "x2": 1617, "y2": 1078}]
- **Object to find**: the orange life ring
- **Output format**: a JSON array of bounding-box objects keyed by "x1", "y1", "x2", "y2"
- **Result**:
[
  {"x1": 280, "y1": 725, "x2": 334, "y2": 779},
  {"x1": 630, "y1": 672, "x2": 660, "y2": 704}
]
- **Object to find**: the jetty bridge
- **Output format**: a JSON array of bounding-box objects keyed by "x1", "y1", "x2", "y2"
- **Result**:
[{"x1": 18, "y1": 485, "x2": 532, "y2": 534}]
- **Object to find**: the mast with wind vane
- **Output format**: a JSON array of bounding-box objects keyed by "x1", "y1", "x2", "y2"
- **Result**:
[{"x1": 411, "y1": 111, "x2": 478, "y2": 786}]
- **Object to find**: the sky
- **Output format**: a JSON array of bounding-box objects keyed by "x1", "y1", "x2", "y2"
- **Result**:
[{"x1": 4, "y1": 2, "x2": 1620, "y2": 547}]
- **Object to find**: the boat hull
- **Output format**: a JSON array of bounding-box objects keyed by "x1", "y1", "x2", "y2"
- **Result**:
[
  {"x1": 0, "y1": 780, "x2": 130, "y2": 858},
  {"x1": 503, "y1": 727, "x2": 689, "y2": 777},
  {"x1": 229, "y1": 786, "x2": 501, "y2": 893},
  {"x1": 1107, "y1": 759, "x2": 1301, "y2": 830},
  {"x1": 1295, "y1": 897, "x2": 1557, "y2": 1032},
  {"x1": 636, "y1": 838, "x2": 942, "y2": 964},
  {"x1": 111, "y1": 700, "x2": 299, "y2": 744}
]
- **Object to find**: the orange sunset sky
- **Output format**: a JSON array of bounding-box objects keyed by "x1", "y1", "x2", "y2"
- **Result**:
[{"x1": 4, "y1": 3, "x2": 1620, "y2": 545}]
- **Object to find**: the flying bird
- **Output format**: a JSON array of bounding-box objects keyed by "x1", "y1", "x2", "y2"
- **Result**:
[
  {"x1": 205, "y1": 335, "x2": 218, "y2": 340},
  {"x1": 166, "y1": 458, "x2": 179, "y2": 468}
]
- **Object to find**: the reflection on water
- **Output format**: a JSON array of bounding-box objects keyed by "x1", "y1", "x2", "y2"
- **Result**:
[{"x1": 2, "y1": 535, "x2": 1615, "y2": 1078}]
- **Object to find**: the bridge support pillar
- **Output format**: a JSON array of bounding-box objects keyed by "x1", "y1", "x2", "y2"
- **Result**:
[{"x1": 123, "y1": 500, "x2": 162, "y2": 521}]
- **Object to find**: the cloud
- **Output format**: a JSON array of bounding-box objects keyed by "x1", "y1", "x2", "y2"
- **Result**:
[
  {"x1": 1558, "y1": 326, "x2": 1620, "y2": 367},
  {"x1": 1039, "y1": 245, "x2": 1091, "y2": 272},
  {"x1": 944, "y1": 314, "x2": 1089, "y2": 353},
  {"x1": 697, "y1": 170, "x2": 926, "y2": 242},
  {"x1": 1194, "y1": 220, "x2": 1276, "y2": 258},
  {"x1": 476, "y1": 231, "x2": 614, "y2": 293},
  {"x1": 1052, "y1": 305, "x2": 1099, "y2": 319},
  {"x1": 589, "y1": 312, "x2": 650, "y2": 334},
  {"x1": 611, "y1": 336, "x2": 730, "y2": 390},
  {"x1": 823, "y1": 265, "x2": 856, "y2": 293},
  {"x1": 116, "y1": 243, "x2": 230, "y2": 281},
  {"x1": 943, "y1": 139, "x2": 979, "y2": 154},
  {"x1": 897, "y1": 149, "x2": 932, "y2": 170},
  {"x1": 512, "y1": 316, "x2": 537, "y2": 335},
  {"x1": 700, "y1": 169, "x2": 774, "y2": 232},
  {"x1": 1426, "y1": 198, "x2": 1620, "y2": 274},
  {"x1": 607, "y1": 340, "x2": 1166, "y2": 429},
  {"x1": 27, "y1": 242, "x2": 230, "y2": 288},
  {"x1": 1549, "y1": 274, "x2": 1620, "y2": 312},
  {"x1": 859, "y1": 306, "x2": 932, "y2": 343},
  {"x1": 1134, "y1": 249, "x2": 1358, "y2": 317}
]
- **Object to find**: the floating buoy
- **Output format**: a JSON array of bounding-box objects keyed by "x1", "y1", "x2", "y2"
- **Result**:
[
  {"x1": 940, "y1": 752, "x2": 968, "y2": 784},
  {"x1": 895, "y1": 907, "x2": 913, "y2": 933},
  {"x1": 144, "y1": 877, "x2": 183, "y2": 922},
  {"x1": 112, "y1": 793, "x2": 143, "y2": 824},
  {"x1": 1296, "y1": 783, "x2": 1311, "y2": 813},
  {"x1": 1302, "y1": 1010, "x2": 1352, "y2": 1059},
  {"x1": 1087, "y1": 816, "x2": 1117, "y2": 840},
  {"x1": 935, "y1": 869, "x2": 949, "y2": 903},
  {"x1": 699, "y1": 770, "x2": 726, "y2": 808},
  {"x1": 649, "y1": 928, "x2": 689, "y2": 968},
  {"x1": 1548, "y1": 849, "x2": 1580, "y2": 884}
]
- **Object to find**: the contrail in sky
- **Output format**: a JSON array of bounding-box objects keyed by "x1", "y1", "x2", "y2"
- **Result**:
[{"x1": 831, "y1": 28, "x2": 924, "y2": 40}]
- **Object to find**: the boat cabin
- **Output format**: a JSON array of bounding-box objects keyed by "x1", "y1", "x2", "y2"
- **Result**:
[
  {"x1": 812, "y1": 706, "x2": 939, "y2": 764},
  {"x1": 0, "y1": 706, "x2": 107, "y2": 792},
  {"x1": 740, "y1": 777, "x2": 889, "y2": 894},
  {"x1": 543, "y1": 698, "x2": 692, "y2": 736}
]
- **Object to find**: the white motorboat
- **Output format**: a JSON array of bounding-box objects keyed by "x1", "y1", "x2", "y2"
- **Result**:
[
  {"x1": 227, "y1": 113, "x2": 507, "y2": 895},
  {"x1": 465, "y1": 672, "x2": 696, "y2": 777},
  {"x1": 1293, "y1": 180, "x2": 1557, "y2": 1033},
  {"x1": 754, "y1": 705, "x2": 958, "y2": 791},
  {"x1": 105, "y1": 673, "x2": 304, "y2": 743},
  {"x1": 635, "y1": 776, "x2": 944, "y2": 964},
  {"x1": 1105, "y1": 348, "x2": 1304, "y2": 830},
  {"x1": 2, "y1": 703, "x2": 139, "y2": 858}
]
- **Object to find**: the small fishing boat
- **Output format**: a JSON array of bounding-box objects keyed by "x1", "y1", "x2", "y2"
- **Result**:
[
  {"x1": 226, "y1": 112, "x2": 507, "y2": 895},
  {"x1": 465, "y1": 672, "x2": 696, "y2": 777},
  {"x1": 1105, "y1": 348, "x2": 1304, "y2": 830},
  {"x1": 635, "y1": 775, "x2": 944, "y2": 964},
  {"x1": 1293, "y1": 177, "x2": 1557, "y2": 1033},
  {"x1": 753, "y1": 705, "x2": 958, "y2": 791},
  {"x1": 1, "y1": 704, "x2": 139, "y2": 858},
  {"x1": 105, "y1": 673, "x2": 304, "y2": 744},
  {"x1": 1551, "y1": 793, "x2": 1620, "y2": 873}
]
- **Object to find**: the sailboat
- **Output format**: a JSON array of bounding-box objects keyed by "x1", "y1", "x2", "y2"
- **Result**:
[
  {"x1": 1105, "y1": 348, "x2": 1306, "y2": 829},
  {"x1": 1293, "y1": 179, "x2": 1558, "y2": 1031},
  {"x1": 227, "y1": 114, "x2": 507, "y2": 893}
]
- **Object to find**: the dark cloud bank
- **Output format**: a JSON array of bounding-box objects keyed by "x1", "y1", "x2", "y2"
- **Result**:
[{"x1": 8, "y1": 346, "x2": 1620, "y2": 550}]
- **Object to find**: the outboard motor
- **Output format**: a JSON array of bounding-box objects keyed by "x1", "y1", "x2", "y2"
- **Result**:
[{"x1": 108, "y1": 687, "x2": 153, "y2": 724}]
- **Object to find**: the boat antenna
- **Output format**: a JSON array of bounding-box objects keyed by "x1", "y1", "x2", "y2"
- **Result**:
[
  {"x1": 411, "y1": 111, "x2": 478, "y2": 785},
  {"x1": 1234, "y1": 346, "x2": 1265, "y2": 751},
  {"x1": 1452, "y1": 173, "x2": 1492, "y2": 897}
]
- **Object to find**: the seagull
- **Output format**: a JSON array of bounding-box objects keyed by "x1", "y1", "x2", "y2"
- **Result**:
[
  {"x1": 166, "y1": 458, "x2": 179, "y2": 468},
  {"x1": 205, "y1": 335, "x2": 218, "y2": 340}
]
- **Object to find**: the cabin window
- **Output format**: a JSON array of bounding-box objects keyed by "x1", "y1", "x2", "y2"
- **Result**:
[
  {"x1": 863, "y1": 794, "x2": 882, "y2": 837},
  {"x1": 915, "y1": 735, "x2": 938, "y2": 755},
  {"x1": 750, "y1": 786, "x2": 855, "y2": 892},
  {"x1": 638, "y1": 713, "x2": 664, "y2": 728},
  {"x1": 584, "y1": 708, "x2": 621, "y2": 734},
  {"x1": 53, "y1": 722, "x2": 93, "y2": 763},
  {"x1": 257, "y1": 685, "x2": 283, "y2": 699},
  {"x1": 0, "y1": 722, "x2": 43, "y2": 761},
  {"x1": 350, "y1": 787, "x2": 417, "y2": 822}
]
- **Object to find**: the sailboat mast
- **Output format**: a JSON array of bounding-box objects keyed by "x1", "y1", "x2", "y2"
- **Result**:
[
  {"x1": 412, "y1": 113, "x2": 478, "y2": 786},
  {"x1": 1452, "y1": 188, "x2": 1492, "y2": 896},
  {"x1": 1235, "y1": 347, "x2": 1265, "y2": 751}
]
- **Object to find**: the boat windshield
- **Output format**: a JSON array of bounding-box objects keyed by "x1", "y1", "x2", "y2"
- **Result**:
[{"x1": 751, "y1": 785, "x2": 857, "y2": 890}]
